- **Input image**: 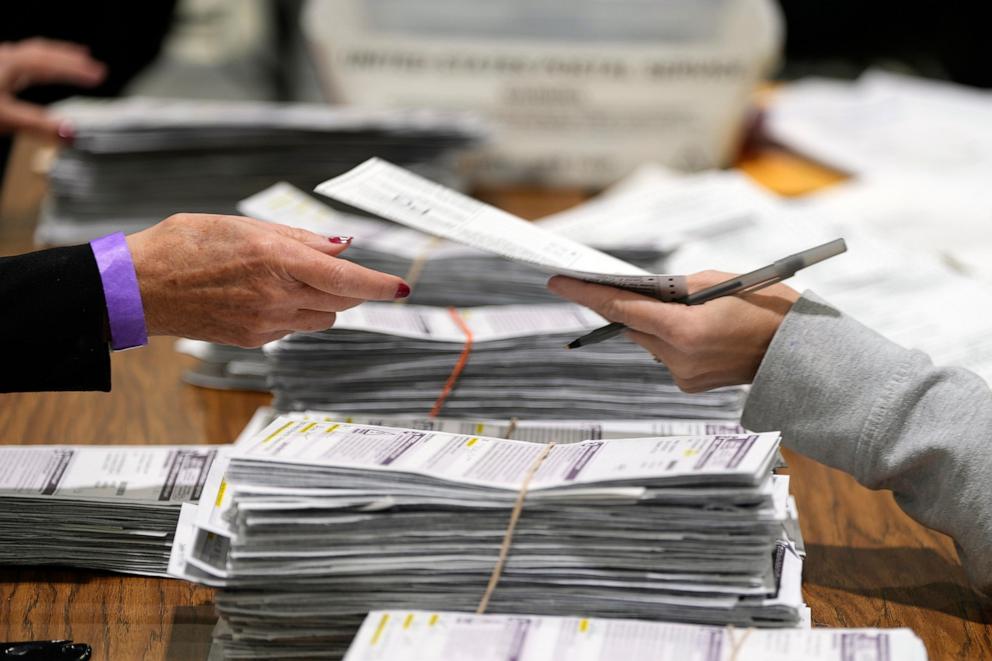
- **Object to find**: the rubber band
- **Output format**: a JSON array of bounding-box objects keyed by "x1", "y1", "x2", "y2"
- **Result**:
[
  {"x1": 476, "y1": 442, "x2": 556, "y2": 614},
  {"x1": 429, "y1": 307, "x2": 474, "y2": 418},
  {"x1": 503, "y1": 417, "x2": 519, "y2": 440},
  {"x1": 397, "y1": 237, "x2": 442, "y2": 304},
  {"x1": 726, "y1": 625, "x2": 754, "y2": 661}
]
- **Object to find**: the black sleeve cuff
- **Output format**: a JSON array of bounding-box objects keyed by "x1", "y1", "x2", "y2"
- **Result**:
[{"x1": 0, "y1": 243, "x2": 111, "y2": 392}]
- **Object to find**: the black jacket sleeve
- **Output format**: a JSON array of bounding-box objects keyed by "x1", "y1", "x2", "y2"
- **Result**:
[{"x1": 0, "y1": 244, "x2": 111, "y2": 392}]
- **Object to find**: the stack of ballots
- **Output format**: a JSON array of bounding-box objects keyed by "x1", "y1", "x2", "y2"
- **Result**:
[
  {"x1": 170, "y1": 415, "x2": 805, "y2": 659},
  {"x1": 0, "y1": 444, "x2": 218, "y2": 576},
  {"x1": 264, "y1": 302, "x2": 744, "y2": 419},
  {"x1": 37, "y1": 97, "x2": 485, "y2": 245}
]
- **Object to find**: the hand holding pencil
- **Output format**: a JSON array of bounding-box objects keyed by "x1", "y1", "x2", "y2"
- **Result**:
[{"x1": 546, "y1": 239, "x2": 846, "y2": 393}]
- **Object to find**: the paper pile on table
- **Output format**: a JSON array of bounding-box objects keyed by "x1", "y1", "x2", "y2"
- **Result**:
[
  {"x1": 339, "y1": 610, "x2": 928, "y2": 661},
  {"x1": 0, "y1": 444, "x2": 218, "y2": 576},
  {"x1": 37, "y1": 97, "x2": 484, "y2": 244},
  {"x1": 171, "y1": 415, "x2": 805, "y2": 659},
  {"x1": 766, "y1": 70, "x2": 992, "y2": 288},
  {"x1": 263, "y1": 303, "x2": 745, "y2": 418}
]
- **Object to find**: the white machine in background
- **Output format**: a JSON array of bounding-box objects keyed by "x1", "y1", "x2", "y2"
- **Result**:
[{"x1": 303, "y1": 0, "x2": 782, "y2": 187}]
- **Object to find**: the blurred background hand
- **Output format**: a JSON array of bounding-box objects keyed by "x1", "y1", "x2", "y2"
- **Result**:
[
  {"x1": 0, "y1": 38, "x2": 105, "y2": 138},
  {"x1": 126, "y1": 214, "x2": 411, "y2": 347},
  {"x1": 548, "y1": 271, "x2": 800, "y2": 392}
]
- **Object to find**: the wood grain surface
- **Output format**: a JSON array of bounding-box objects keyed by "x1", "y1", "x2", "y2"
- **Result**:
[{"x1": 2, "y1": 138, "x2": 990, "y2": 660}]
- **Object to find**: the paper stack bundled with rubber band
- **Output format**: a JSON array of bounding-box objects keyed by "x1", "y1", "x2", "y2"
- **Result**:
[
  {"x1": 36, "y1": 97, "x2": 485, "y2": 245},
  {"x1": 0, "y1": 445, "x2": 218, "y2": 576},
  {"x1": 261, "y1": 302, "x2": 745, "y2": 419},
  {"x1": 169, "y1": 415, "x2": 806, "y2": 659},
  {"x1": 339, "y1": 610, "x2": 928, "y2": 661}
]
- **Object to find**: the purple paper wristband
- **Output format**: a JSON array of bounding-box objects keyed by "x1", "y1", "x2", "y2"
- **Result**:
[{"x1": 90, "y1": 232, "x2": 148, "y2": 351}]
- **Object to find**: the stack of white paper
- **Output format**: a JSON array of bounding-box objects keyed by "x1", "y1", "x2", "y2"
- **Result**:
[
  {"x1": 263, "y1": 303, "x2": 745, "y2": 419},
  {"x1": 170, "y1": 416, "x2": 805, "y2": 658},
  {"x1": 37, "y1": 97, "x2": 485, "y2": 244},
  {"x1": 0, "y1": 445, "x2": 218, "y2": 576},
  {"x1": 338, "y1": 610, "x2": 927, "y2": 661}
]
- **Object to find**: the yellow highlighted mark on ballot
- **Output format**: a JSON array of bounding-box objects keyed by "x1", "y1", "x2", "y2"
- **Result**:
[
  {"x1": 370, "y1": 613, "x2": 390, "y2": 645},
  {"x1": 215, "y1": 479, "x2": 227, "y2": 507},
  {"x1": 683, "y1": 449, "x2": 699, "y2": 457},
  {"x1": 403, "y1": 613, "x2": 415, "y2": 629},
  {"x1": 325, "y1": 424, "x2": 340, "y2": 434},
  {"x1": 429, "y1": 614, "x2": 439, "y2": 626},
  {"x1": 300, "y1": 422, "x2": 316, "y2": 434},
  {"x1": 579, "y1": 619, "x2": 589, "y2": 633},
  {"x1": 466, "y1": 437, "x2": 478, "y2": 447},
  {"x1": 475, "y1": 423, "x2": 485, "y2": 434},
  {"x1": 262, "y1": 421, "x2": 295, "y2": 444}
]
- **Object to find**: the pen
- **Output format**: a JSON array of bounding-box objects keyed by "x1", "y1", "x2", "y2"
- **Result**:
[{"x1": 567, "y1": 238, "x2": 847, "y2": 349}]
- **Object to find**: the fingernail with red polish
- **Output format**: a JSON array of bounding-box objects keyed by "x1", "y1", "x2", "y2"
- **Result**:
[
  {"x1": 394, "y1": 283, "x2": 411, "y2": 299},
  {"x1": 329, "y1": 236, "x2": 353, "y2": 244},
  {"x1": 57, "y1": 121, "x2": 76, "y2": 146}
]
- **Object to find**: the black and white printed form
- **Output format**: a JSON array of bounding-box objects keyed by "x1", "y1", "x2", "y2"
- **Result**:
[
  {"x1": 229, "y1": 417, "x2": 779, "y2": 492},
  {"x1": 0, "y1": 445, "x2": 217, "y2": 503},
  {"x1": 314, "y1": 158, "x2": 688, "y2": 301},
  {"x1": 343, "y1": 610, "x2": 928, "y2": 661}
]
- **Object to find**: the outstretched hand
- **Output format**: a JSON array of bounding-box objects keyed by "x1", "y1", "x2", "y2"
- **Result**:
[
  {"x1": 127, "y1": 214, "x2": 411, "y2": 347},
  {"x1": 548, "y1": 271, "x2": 800, "y2": 392},
  {"x1": 0, "y1": 38, "x2": 106, "y2": 138}
]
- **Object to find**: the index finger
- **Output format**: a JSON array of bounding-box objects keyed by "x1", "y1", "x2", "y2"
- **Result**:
[
  {"x1": 288, "y1": 248, "x2": 410, "y2": 301},
  {"x1": 547, "y1": 275, "x2": 690, "y2": 339}
]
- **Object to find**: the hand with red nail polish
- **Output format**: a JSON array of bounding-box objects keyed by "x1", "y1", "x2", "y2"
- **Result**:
[
  {"x1": 126, "y1": 214, "x2": 411, "y2": 348},
  {"x1": 0, "y1": 38, "x2": 106, "y2": 139}
]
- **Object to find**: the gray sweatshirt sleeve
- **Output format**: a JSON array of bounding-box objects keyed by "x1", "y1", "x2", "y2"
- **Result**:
[{"x1": 742, "y1": 292, "x2": 992, "y2": 594}]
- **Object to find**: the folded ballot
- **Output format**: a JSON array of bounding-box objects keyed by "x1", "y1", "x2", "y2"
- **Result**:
[
  {"x1": 264, "y1": 302, "x2": 745, "y2": 418},
  {"x1": 0, "y1": 444, "x2": 218, "y2": 576},
  {"x1": 170, "y1": 416, "x2": 805, "y2": 659},
  {"x1": 37, "y1": 98, "x2": 484, "y2": 244},
  {"x1": 339, "y1": 610, "x2": 928, "y2": 661}
]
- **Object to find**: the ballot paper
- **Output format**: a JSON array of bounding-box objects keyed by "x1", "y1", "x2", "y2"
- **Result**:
[
  {"x1": 315, "y1": 158, "x2": 688, "y2": 300},
  {"x1": 172, "y1": 416, "x2": 806, "y2": 658},
  {"x1": 298, "y1": 411, "x2": 747, "y2": 443},
  {"x1": 0, "y1": 445, "x2": 218, "y2": 575},
  {"x1": 37, "y1": 97, "x2": 484, "y2": 245},
  {"x1": 342, "y1": 610, "x2": 928, "y2": 661},
  {"x1": 535, "y1": 164, "x2": 767, "y2": 250},
  {"x1": 264, "y1": 302, "x2": 745, "y2": 418},
  {"x1": 239, "y1": 181, "x2": 667, "y2": 302},
  {"x1": 766, "y1": 70, "x2": 992, "y2": 177}
]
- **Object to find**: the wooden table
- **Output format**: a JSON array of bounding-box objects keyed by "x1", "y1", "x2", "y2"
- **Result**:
[{"x1": 1, "y1": 136, "x2": 990, "y2": 660}]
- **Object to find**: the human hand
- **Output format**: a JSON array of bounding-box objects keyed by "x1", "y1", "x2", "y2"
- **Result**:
[
  {"x1": 0, "y1": 38, "x2": 106, "y2": 138},
  {"x1": 126, "y1": 214, "x2": 411, "y2": 347},
  {"x1": 548, "y1": 271, "x2": 800, "y2": 392}
]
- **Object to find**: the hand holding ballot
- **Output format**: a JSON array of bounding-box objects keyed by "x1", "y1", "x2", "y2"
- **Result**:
[
  {"x1": 549, "y1": 271, "x2": 800, "y2": 393},
  {"x1": 126, "y1": 213, "x2": 412, "y2": 348}
]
